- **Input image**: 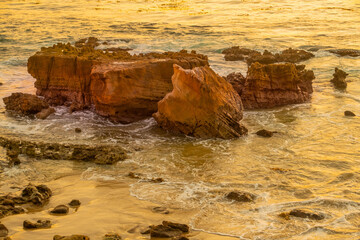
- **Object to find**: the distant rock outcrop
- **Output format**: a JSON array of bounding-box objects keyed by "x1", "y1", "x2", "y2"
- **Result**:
[
  {"x1": 153, "y1": 65, "x2": 247, "y2": 139},
  {"x1": 328, "y1": 49, "x2": 360, "y2": 57},
  {"x1": 226, "y1": 63, "x2": 315, "y2": 109},
  {"x1": 331, "y1": 67, "x2": 348, "y2": 90},
  {"x1": 222, "y1": 47, "x2": 314, "y2": 65}
]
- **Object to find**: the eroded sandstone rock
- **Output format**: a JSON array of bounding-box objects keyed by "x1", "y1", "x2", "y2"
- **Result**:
[
  {"x1": 153, "y1": 65, "x2": 247, "y2": 139},
  {"x1": 331, "y1": 67, "x2": 348, "y2": 90},
  {"x1": 0, "y1": 136, "x2": 126, "y2": 165},
  {"x1": 23, "y1": 220, "x2": 52, "y2": 229},
  {"x1": 0, "y1": 184, "x2": 51, "y2": 219},
  {"x1": 28, "y1": 42, "x2": 208, "y2": 123},
  {"x1": 50, "y1": 205, "x2": 69, "y2": 215},
  {"x1": 227, "y1": 62, "x2": 315, "y2": 109},
  {"x1": 3, "y1": 93, "x2": 49, "y2": 116},
  {"x1": 0, "y1": 224, "x2": 8, "y2": 237}
]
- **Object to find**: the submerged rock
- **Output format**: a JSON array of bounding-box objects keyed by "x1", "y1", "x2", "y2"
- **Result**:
[
  {"x1": 153, "y1": 65, "x2": 247, "y2": 139},
  {"x1": 28, "y1": 41, "x2": 208, "y2": 123},
  {"x1": 142, "y1": 221, "x2": 189, "y2": 239},
  {"x1": 152, "y1": 207, "x2": 170, "y2": 214},
  {"x1": 225, "y1": 191, "x2": 257, "y2": 202},
  {"x1": 3, "y1": 93, "x2": 49, "y2": 116},
  {"x1": 256, "y1": 129, "x2": 274, "y2": 138},
  {"x1": 0, "y1": 224, "x2": 8, "y2": 237},
  {"x1": 344, "y1": 111, "x2": 356, "y2": 117},
  {"x1": 331, "y1": 68, "x2": 348, "y2": 90},
  {"x1": 222, "y1": 47, "x2": 314, "y2": 65},
  {"x1": 328, "y1": 49, "x2": 360, "y2": 57},
  {"x1": 228, "y1": 62, "x2": 315, "y2": 109},
  {"x1": 50, "y1": 205, "x2": 69, "y2": 215},
  {"x1": 280, "y1": 209, "x2": 325, "y2": 220},
  {"x1": 53, "y1": 235, "x2": 90, "y2": 240},
  {"x1": 68, "y1": 199, "x2": 81, "y2": 207},
  {"x1": 74, "y1": 37, "x2": 100, "y2": 48},
  {"x1": 0, "y1": 136, "x2": 126, "y2": 165},
  {"x1": 23, "y1": 220, "x2": 52, "y2": 229},
  {"x1": 35, "y1": 107, "x2": 55, "y2": 120},
  {"x1": 75, "y1": 128, "x2": 82, "y2": 133}
]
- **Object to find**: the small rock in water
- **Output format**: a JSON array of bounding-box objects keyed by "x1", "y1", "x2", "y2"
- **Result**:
[
  {"x1": 344, "y1": 111, "x2": 356, "y2": 117},
  {"x1": 127, "y1": 172, "x2": 141, "y2": 179},
  {"x1": 23, "y1": 220, "x2": 52, "y2": 229},
  {"x1": 150, "y1": 178, "x2": 164, "y2": 183},
  {"x1": 328, "y1": 49, "x2": 360, "y2": 57},
  {"x1": 35, "y1": 107, "x2": 55, "y2": 120},
  {"x1": 331, "y1": 68, "x2": 348, "y2": 90},
  {"x1": 68, "y1": 199, "x2": 81, "y2": 207},
  {"x1": 152, "y1": 206, "x2": 170, "y2": 214},
  {"x1": 75, "y1": 128, "x2": 82, "y2": 133},
  {"x1": 50, "y1": 205, "x2": 69, "y2": 215},
  {"x1": 0, "y1": 224, "x2": 8, "y2": 237},
  {"x1": 293, "y1": 189, "x2": 313, "y2": 199},
  {"x1": 225, "y1": 191, "x2": 257, "y2": 202},
  {"x1": 3, "y1": 93, "x2": 49, "y2": 116},
  {"x1": 256, "y1": 129, "x2": 273, "y2": 138},
  {"x1": 53, "y1": 235, "x2": 90, "y2": 240},
  {"x1": 0, "y1": 82, "x2": 3, "y2": 86},
  {"x1": 103, "y1": 233, "x2": 122, "y2": 240},
  {"x1": 288, "y1": 209, "x2": 325, "y2": 220}
]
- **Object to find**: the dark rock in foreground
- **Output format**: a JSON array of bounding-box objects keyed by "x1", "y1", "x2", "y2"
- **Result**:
[
  {"x1": 153, "y1": 65, "x2": 247, "y2": 139},
  {"x1": 50, "y1": 205, "x2": 69, "y2": 215},
  {"x1": 226, "y1": 62, "x2": 315, "y2": 109},
  {"x1": 328, "y1": 49, "x2": 360, "y2": 57},
  {"x1": 0, "y1": 136, "x2": 126, "y2": 165},
  {"x1": 344, "y1": 111, "x2": 356, "y2": 117},
  {"x1": 225, "y1": 191, "x2": 257, "y2": 202},
  {"x1": 331, "y1": 68, "x2": 348, "y2": 90},
  {"x1": 23, "y1": 220, "x2": 52, "y2": 229},
  {"x1": 142, "y1": 221, "x2": 189, "y2": 239},
  {"x1": 152, "y1": 206, "x2": 170, "y2": 214},
  {"x1": 0, "y1": 223, "x2": 8, "y2": 237},
  {"x1": 53, "y1": 235, "x2": 90, "y2": 240},
  {"x1": 68, "y1": 199, "x2": 81, "y2": 207},
  {"x1": 3, "y1": 93, "x2": 49, "y2": 116},
  {"x1": 256, "y1": 129, "x2": 274, "y2": 138},
  {"x1": 222, "y1": 47, "x2": 314, "y2": 65},
  {"x1": 103, "y1": 233, "x2": 122, "y2": 240},
  {"x1": 0, "y1": 184, "x2": 51, "y2": 219}
]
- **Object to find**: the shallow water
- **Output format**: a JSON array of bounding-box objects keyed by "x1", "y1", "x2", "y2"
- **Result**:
[{"x1": 0, "y1": 0, "x2": 360, "y2": 239}]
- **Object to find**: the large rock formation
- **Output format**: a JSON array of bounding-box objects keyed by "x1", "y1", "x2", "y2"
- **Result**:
[
  {"x1": 226, "y1": 63, "x2": 315, "y2": 109},
  {"x1": 153, "y1": 65, "x2": 247, "y2": 139},
  {"x1": 27, "y1": 42, "x2": 208, "y2": 123},
  {"x1": 222, "y1": 47, "x2": 314, "y2": 65}
]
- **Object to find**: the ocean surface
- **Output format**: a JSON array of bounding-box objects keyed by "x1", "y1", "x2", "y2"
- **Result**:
[{"x1": 0, "y1": 0, "x2": 360, "y2": 239}]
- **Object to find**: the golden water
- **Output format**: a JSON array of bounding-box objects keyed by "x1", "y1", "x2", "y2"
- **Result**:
[{"x1": 0, "y1": 0, "x2": 360, "y2": 239}]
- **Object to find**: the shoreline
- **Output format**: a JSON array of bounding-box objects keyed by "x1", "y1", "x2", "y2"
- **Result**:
[{"x1": 0, "y1": 174, "x2": 238, "y2": 240}]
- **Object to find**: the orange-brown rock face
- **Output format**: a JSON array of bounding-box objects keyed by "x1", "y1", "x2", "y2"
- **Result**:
[
  {"x1": 90, "y1": 58, "x2": 207, "y2": 123},
  {"x1": 153, "y1": 65, "x2": 248, "y2": 139},
  {"x1": 27, "y1": 42, "x2": 208, "y2": 123},
  {"x1": 228, "y1": 62, "x2": 314, "y2": 109}
]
